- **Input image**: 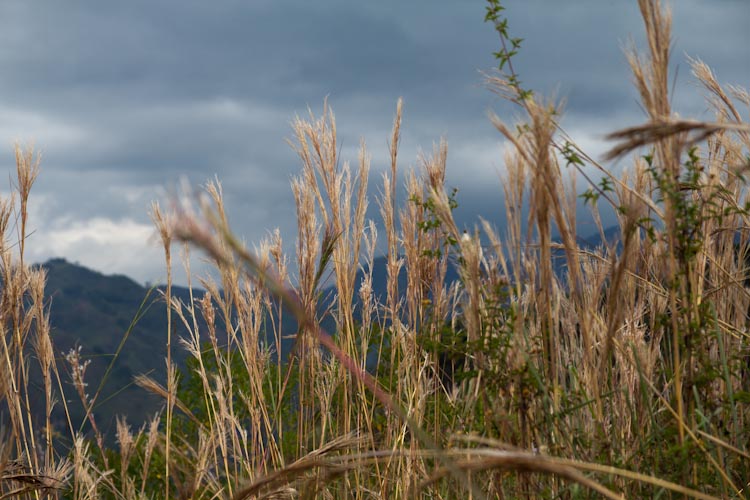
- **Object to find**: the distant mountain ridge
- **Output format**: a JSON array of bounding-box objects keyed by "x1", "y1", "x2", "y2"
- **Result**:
[{"x1": 36, "y1": 258, "x2": 196, "y2": 438}]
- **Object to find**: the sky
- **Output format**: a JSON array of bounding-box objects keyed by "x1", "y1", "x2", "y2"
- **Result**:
[{"x1": 0, "y1": 1, "x2": 747, "y2": 285}]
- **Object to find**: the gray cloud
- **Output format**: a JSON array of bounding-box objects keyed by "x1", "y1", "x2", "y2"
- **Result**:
[{"x1": 0, "y1": 0, "x2": 746, "y2": 284}]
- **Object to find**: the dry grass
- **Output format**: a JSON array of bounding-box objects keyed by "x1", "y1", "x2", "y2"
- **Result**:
[
  {"x1": 0, "y1": 144, "x2": 72, "y2": 498},
  {"x1": 0, "y1": 0, "x2": 748, "y2": 498}
]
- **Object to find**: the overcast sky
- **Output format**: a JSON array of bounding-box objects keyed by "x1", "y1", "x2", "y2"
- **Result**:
[{"x1": 0, "y1": 1, "x2": 747, "y2": 285}]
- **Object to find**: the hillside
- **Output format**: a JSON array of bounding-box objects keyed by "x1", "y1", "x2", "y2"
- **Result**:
[{"x1": 36, "y1": 258, "x2": 196, "y2": 438}]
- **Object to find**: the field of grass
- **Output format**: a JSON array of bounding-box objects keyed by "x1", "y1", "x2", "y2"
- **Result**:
[{"x1": 1, "y1": 0, "x2": 749, "y2": 498}]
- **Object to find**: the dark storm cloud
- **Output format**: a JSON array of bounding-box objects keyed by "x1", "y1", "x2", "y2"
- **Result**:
[{"x1": 0, "y1": 0, "x2": 746, "y2": 283}]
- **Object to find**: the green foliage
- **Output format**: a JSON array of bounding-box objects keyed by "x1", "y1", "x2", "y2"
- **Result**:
[
  {"x1": 485, "y1": 0, "x2": 532, "y2": 100},
  {"x1": 409, "y1": 187, "x2": 459, "y2": 258},
  {"x1": 176, "y1": 344, "x2": 301, "y2": 460}
]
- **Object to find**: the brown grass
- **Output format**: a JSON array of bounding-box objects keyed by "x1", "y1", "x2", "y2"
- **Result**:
[{"x1": 0, "y1": 0, "x2": 748, "y2": 498}]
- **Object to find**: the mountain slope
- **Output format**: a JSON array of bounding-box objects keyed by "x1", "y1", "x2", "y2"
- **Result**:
[{"x1": 38, "y1": 258, "x2": 184, "y2": 437}]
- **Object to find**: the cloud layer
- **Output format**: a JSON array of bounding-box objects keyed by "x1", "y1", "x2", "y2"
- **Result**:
[{"x1": 0, "y1": 1, "x2": 747, "y2": 284}]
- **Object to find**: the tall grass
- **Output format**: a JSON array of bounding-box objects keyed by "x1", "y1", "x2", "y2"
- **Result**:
[
  {"x1": 0, "y1": 144, "x2": 72, "y2": 498},
  {"x1": 1, "y1": 0, "x2": 749, "y2": 497}
]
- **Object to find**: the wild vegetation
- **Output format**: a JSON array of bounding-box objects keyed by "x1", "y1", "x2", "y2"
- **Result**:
[{"x1": 1, "y1": 0, "x2": 749, "y2": 497}]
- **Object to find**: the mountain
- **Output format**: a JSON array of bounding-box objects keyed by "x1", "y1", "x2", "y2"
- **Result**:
[{"x1": 36, "y1": 258, "x2": 197, "y2": 438}]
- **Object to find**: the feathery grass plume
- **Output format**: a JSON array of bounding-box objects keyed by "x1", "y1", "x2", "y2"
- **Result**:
[
  {"x1": 134, "y1": 374, "x2": 200, "y2": 427},
  {"x1": 604, "y1": 119, "x2": 749, "y2": 162},
  {"x1": 231, "y1": 432, "x2": 365, "y2": 500},
  {"x1": 139, "y1": 413, "x2": 161, "y2": 496},
  {"x1": 29, "y1": 267, "x2": 56, "y2": 468},
  {"x1": 71, "y1": 436, "x2": 109, "y2": 500},
  {"x1": 0, "y1": 456, "x2": 72, "y2": 499},
  {"x1": 65, "y1": 346, "x2": 110, "y2": 466},
  {"x1": 149, "y1": 200, "x2": 177, "y2": 500},
  {"x1": 13, "y1": 143, "x2": 39, "y2": 266},
  {"x1": 115, "y1": 416, "x2": 139, "y2": 498}
]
